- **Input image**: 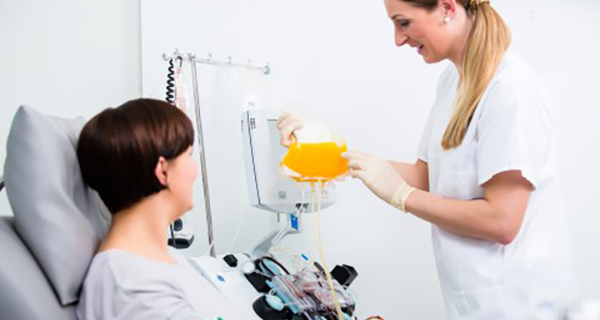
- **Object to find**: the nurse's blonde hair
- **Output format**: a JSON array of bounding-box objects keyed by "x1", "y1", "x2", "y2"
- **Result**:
[{"x1": 400, "y1": 0, "x2": 511, "y2": 149}]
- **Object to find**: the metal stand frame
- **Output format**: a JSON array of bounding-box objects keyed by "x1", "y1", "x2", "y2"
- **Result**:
[{"x1": 163, "y1": 50, "x2": 271, "y2": 257}]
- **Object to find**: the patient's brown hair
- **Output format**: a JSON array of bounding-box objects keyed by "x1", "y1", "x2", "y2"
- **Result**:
[{"x1": 77, "y1": 98, "x2": 194, "y2": 214}]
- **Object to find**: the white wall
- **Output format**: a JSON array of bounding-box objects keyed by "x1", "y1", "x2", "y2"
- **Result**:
[
  {"x1": 0, "y1": 0, "x2": 142, "y2": 216},
  {"x1": 141, "y1": 0, "x2": 600, "y2": 318}
]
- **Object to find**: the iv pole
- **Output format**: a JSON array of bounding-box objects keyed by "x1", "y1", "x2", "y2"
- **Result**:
[
  {"x1": 189, "y1": 55, "x2": 216, "y2": 257},
  {"x1": 163, "y1": 50, "x2": 271, "y2": 257}
]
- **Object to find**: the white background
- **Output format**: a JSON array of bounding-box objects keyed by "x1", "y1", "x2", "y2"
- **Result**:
[
  {"x1": 2, "y1": 0, "x2": 599, "y2": 318},
  {"x1": 0, "y1": 0, "x2": 141, "y2": 213}
]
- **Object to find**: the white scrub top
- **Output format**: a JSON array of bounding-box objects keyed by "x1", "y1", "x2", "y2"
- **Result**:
[
  {"x1": 418, "y1": 52, "x2": 577, "y2": 319},
  {"x1": 77, "y1": 247, "x2": 248, "y2": 320}
]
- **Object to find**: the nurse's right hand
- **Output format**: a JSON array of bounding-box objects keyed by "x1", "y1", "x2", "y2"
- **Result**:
[
  {"x1": 277, "y1": 112, "x2": 304, "y2": 147},
  {"x1": 343, "y1": 151, "x2": 416, "y2": 212}
]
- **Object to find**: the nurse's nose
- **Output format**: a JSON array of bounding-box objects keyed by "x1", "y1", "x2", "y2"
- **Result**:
[{"x1": 395, "y1": 29, "x2": 409, "y2": 47}]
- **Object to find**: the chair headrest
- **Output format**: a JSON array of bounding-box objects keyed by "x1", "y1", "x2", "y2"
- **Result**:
[{"x1": 4, "y1": 106, "x2": 111, "y2": 305}]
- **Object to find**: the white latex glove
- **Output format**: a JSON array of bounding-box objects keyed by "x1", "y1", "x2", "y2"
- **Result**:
[
  {"x1": 276, "y1": 112, "x2": 304, "y2": 147},
  {"x1": 342, "y1": 151, "x2": 416, "y2": 212}
]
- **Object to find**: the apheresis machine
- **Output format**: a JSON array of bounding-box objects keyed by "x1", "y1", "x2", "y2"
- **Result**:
[{"x1": 164, "y1": 52, "x2": 362, "y2": 320}]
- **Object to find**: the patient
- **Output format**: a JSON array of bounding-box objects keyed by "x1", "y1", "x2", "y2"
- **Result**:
[{"x1": 76, "y1": 98, "x2": 247, "y2": 320}]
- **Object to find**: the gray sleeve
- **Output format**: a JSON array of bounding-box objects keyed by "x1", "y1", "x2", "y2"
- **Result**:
[
  {"x1": 116, "y1": 287, "x2": 202, "y2": 320},
  {"x1": 77, "y1": 256, "x2": 204, "y2": 320}
]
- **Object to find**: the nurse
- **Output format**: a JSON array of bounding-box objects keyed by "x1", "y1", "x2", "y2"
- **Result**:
[{"x1": 278, "y1": 0, "x2": 576, "y2": 318}]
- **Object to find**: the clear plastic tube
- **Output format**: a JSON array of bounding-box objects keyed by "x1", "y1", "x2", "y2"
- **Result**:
[{"x1": 313, "y1": 180, "x2": 345, "y2": 319}]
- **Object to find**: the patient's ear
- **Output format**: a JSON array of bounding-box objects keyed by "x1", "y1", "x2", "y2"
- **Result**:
[{"x1": 154, "y1": 156, "x2": 169, "y2": 187}]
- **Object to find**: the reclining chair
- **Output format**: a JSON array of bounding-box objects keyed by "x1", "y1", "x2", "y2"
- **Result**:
[{"x1": 0, "y1": 106, "x2": 110, "y2": 320}]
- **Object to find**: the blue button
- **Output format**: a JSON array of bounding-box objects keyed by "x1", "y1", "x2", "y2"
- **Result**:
[{"x1": 216, "y1": 275, "x2": 226, "y2": 282}]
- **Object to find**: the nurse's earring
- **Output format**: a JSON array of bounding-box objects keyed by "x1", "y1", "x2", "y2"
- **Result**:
[{"x1": 444, "y1": 16, "x2": 451, "y2": 24}]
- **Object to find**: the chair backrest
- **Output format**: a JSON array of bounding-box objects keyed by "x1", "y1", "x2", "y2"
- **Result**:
[
  {"x1": 1, "y1": 105, "x2": 111, "y2": 319},
  {"x1": 3, "y1": 106, "x2": 111, "y2": 306},
  {"x1": 0, "y1": 215, "x2": 77, "y2": 320}
]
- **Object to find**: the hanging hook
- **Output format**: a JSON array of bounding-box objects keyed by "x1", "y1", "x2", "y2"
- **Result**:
[{"x1": 263, "y1": 63, "x2": 271, "y2": 75}]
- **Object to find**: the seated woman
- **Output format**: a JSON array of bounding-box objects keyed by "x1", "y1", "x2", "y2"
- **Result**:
[{"x1": 76, "y1": 98, "x2": 247, "y2": 320}]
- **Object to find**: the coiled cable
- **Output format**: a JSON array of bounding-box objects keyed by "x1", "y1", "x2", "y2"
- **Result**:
[{"x1": 166, "y1": 59, "x2": 175, "y2": 104}]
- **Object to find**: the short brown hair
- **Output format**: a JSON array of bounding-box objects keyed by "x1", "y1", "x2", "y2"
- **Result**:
[{"x1": 77, "y1": 98, "x2": 194, "y2": 214}]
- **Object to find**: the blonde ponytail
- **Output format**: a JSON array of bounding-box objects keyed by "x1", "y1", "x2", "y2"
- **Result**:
[{"x1": 441, "y1": 0, "x2": 511, "y2": 149}]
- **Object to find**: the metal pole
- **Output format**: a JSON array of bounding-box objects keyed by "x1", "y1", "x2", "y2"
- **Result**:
[
  {"x1": 189, "y1": 56, "x2": 216, "y2": 257},
  {"x1": 192, "y1": 57, "x2": 271, "y2": 75},
  {"x1": 162, "y1": 52, "x2": 270, "y2": 75}
]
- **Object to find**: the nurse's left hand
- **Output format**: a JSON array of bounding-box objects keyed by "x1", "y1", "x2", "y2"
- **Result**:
[{"x1": 342, "y1": 151, "x2": 411, "y2": 206}]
